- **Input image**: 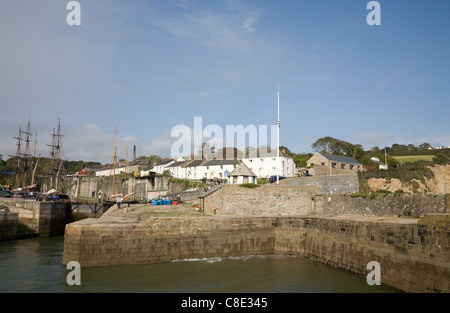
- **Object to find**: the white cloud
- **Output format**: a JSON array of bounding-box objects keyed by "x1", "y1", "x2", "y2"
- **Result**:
[{"x1": 153, "y1": 1, "x2": 263, "y2": 53}]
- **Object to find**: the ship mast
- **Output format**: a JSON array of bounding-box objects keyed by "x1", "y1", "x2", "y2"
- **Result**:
[
  {"x1": 31, "y1": 128, "x2": 38, "y2": 186},
  {"x1": 21, "y1": 115, "x2": 32, "y2": 187},
  {"x1": 12, "y1": 124, "x2": 23, "y2": 188},
  {"x1": 47, "y1": 118, "x2": 64, "y2": 190},
  {"x1": 112, "y1": 126, "x2": 118, "y2": 197}
]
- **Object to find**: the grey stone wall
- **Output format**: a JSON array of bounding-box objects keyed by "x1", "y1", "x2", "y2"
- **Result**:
[
  {"x1": 67, "y1": 176, "x2": 170, "y2": 201},
  {"x1": 274, "y1": 214, "x2": 449, "y2": 293},
  {"x1": 281, "y1": 174, "x2": 359, "y2": 194},
  {"x1": 63, "y1": 213, "x2": 449, "y2": 292},
  {"x1": 0, "y1": 209, "x2": 18, "y2": 241},
  {"x1": 0, "y1": 199, "x2": 73, "y2": 237},
  {"x1": 203, "y1": 185, "x2": 322, "y2": 216},
  {"x1": 63, "y1": 216, "x2": 275, "y2": 267},
  {"x1": 322, "y1": 194, "x2": 448, "y2": 217}
]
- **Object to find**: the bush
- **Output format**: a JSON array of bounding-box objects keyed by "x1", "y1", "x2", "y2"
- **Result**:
[
  {"x1": 350, "y1": 192, "x2": 367, "y2": 198},
  {"x1": 239, "y1": 183, "x2": 259, "y2": 188},
  {"x1": 168, "y1": 178, "x2": 209, "y2": 191},
  {"x1": 359, "y1": 161, "x2": 434, "y2": 185}
]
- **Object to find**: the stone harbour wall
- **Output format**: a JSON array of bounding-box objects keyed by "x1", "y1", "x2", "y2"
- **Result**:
[
  {"x1": 281, "y1": 174, "x2": 360, "y2": 194},
  {"x1": 202, "y1": 185, "x2": 322, "y2": 216},
  {"x1": 63, "y1": 212, "x2": 449, "y2": 292},
  {"x1": 67, "y1": 176, "x2": 171, "y2": 202},
  {"x1": 322, "y1": 194, "x2": 448, "y2": 217},
  {"x1": 274, "y1": 215, "x2": 449, "y2": 293},
  {"x1": 0, "y1": 209, "x2": 18, "y2": 241},
  {"x1": 63, "y1": 216, "x2": 275, "y2": 267},
  {"x1": 0, "y1": 199, "x2": 74, "y2": 237}
]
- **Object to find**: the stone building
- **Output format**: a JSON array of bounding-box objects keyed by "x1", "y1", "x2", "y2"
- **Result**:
[
  {"x1": 307, "y1": 152, "x2": 363, "y2": 176},
  {"x1": 229, "y1": 162, "x2": 258, "y2": 184}
]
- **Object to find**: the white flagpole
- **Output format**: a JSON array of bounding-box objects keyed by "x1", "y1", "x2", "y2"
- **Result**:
[{"x1": 277, "y1": 85, "x2": 280, "y2": 185}]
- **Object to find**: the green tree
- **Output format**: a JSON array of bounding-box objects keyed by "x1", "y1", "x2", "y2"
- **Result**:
[
  {"x1": 279, "y1": 146, "x2": 293, "y2": 156},
  {"x1": 311, "y1": 137, "x2": 366, "y2": 162},
  {"x1": 293, "y1": 153, "x2": 313, "y2": 168},
  {"x1": 73, "y1": 161, "x2": 87, "y2": 173},
  {"x1": 148, "y1": 155, "x2": 163, "y2": 165},
  {"x1": 419, "y1": 143, "x2": 432, "y2": 150}
]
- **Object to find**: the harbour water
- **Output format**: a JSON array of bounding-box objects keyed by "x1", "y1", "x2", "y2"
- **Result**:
[{"x1": 0, "y1": 236, "x2": 401, "y2": 293}]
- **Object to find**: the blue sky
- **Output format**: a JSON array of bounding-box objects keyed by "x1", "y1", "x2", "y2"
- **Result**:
[{"x1": 0, "y1": 0, "x2": 449, "y2": 163}]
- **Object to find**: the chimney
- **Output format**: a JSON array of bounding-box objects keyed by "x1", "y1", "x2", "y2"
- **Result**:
[{"x1": 133, "y1": 145, "x2": 136, "y2": 161}]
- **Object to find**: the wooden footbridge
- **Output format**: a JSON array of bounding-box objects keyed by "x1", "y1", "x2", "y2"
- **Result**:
[{"x1": 70, "y1": 197, "x2": 115, "y2": 214}]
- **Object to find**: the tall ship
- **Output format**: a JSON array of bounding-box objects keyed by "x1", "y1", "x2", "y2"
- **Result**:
[{"x1": 7, "y1": 116, "x2": 69, "y2": 201}]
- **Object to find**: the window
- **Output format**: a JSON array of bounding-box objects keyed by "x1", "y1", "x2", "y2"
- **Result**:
[
  {"x1": 272, "y1": 158, "x2": 276, "y2": 161},
  {"x1": 332, "y1": 163, "x2": 337, "y2": 168},
  {"x1": 260, "y1": 159, "x2": 264, "y2": 162},
  {"x1": 341, "y1": 164, "x2": 345, "y2": 169},
  {"x1": 321, "y1": 162, "x2": 325, "y2": 166},
  {"x1": 350, "y1": 165, "x2": 354, "y2": 170}
]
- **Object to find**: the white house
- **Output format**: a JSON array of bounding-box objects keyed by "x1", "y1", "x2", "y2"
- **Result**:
[
  {"x1": 196, "y1": 159, "x2": 240, "y2": 180},
  {"x1": 153, "y1": 159, "x2": 175, "y2": 175},
  {"x1": 371, "y1": 157, "x2": 388, "y2": 170},
  {"x1": 140, "y1": 165, "x2": 156, "y2": 177},
  {"x1": 242, "y1": 149, "x2": 295, "y2": 178},
  {"x1": 166, "y1": 160, "x2": 188, "y2": 178}
]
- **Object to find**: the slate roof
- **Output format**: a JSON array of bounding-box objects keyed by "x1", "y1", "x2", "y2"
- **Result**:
[
  {"x1": 201, "y1": 159, "x2": 240, "y2": 166},
  {"x1": 319, "y1": 153, "x2": 362, "y2": 165},
  {"x1": 166, "y1": 161, "x2": 187, "y2": 168},
  {"x1": 246, "y1": 149, "x2": 293, "y2": 159},
  {"x1": 156, "y1": 159, "x2": 174, "y2": 166},
  {"x1": 182, "y1": 160, "x2": 204, "y2": 167},
  {"x1": 229, "y1": 162, "x2": 257, "y2": 177}
]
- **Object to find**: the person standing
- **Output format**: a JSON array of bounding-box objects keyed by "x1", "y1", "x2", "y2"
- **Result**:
[{"x1": 116, "y1": 196, "x2": 123, "y2": 209}]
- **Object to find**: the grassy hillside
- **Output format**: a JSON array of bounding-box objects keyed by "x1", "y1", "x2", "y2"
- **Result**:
[{"x1": 392, "y1": 155, "x2": 434, "y2": 163}]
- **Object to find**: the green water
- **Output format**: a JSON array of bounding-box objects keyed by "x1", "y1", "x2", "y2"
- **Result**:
[{"x1": 0, "y1": 236, "x2": 401, "y2": 293}]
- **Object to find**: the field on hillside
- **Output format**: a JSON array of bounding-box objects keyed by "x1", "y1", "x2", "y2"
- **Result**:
[{"x1": 392, "y1": 155, "x2": 434, "y2": 163}]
